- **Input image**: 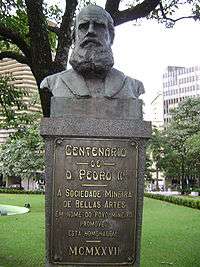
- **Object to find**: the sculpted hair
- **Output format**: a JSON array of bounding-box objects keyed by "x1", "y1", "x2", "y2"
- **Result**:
[
  {"x1": 76, "y1": 5, "x2": 115, "y2": 44},
  {"x1": 107, "y1": 18, "x2": 115, "y2": 44}
]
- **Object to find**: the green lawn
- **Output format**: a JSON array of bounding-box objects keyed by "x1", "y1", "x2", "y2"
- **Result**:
[
  {"x1": 0, "y1": 194, "x2": 45, "y2": 267},
  {"x1": 0, "y1": 194, "x2": 200, "y2": 267},
  {"x1": 141, "y1": 198, "x2": 200, "y2": 267}
]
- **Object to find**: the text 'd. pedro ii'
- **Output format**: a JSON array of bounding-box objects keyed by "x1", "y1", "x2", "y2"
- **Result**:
[{"x1": 51, "y1": 138, "x2": 138, "y2": 265}]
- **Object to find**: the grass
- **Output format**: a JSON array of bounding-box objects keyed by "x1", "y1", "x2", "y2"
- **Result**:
[
  {"x1": 0, "y1": 194, "x2": 200, "y2": 267},
  {"x1": 141, "y1": 198, "x2": 200, "y2": 267},
  {"x1": 0, "y1": 194, "x2": 45, "y2": 267}
]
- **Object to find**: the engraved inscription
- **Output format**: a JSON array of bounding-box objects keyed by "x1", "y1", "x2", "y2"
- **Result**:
[
  {"x1": 51, "y1": 138, "x2": 137, "y2": 265},
  {"x1": 67, "y1": 245, "x2": 120, "y2": 256}
]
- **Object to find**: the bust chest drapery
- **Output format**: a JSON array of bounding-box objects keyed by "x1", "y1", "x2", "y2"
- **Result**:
[{"x1": 40, "y1": 68, "x2": 144, "y2": 99}]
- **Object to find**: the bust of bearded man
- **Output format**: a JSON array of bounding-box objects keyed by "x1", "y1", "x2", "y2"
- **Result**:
[{"x1": 40, "y1": 5, "x2": 144, "y2": 101}]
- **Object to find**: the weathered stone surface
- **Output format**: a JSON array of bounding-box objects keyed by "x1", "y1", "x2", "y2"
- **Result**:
[
  {"x1": 41, "y1": 116, "x2": 151, "y2": 139},
  {"x1": 41, "y1": 98, "x2": 151, "y2": 267}
]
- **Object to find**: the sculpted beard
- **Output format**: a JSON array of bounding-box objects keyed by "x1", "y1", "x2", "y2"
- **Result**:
[{"x1": 69, "y1": 42, "x2": 114, "y2": 76}]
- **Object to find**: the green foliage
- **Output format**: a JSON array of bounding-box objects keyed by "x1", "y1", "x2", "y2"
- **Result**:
[
  {"x1": 164, "y1": 98, "x2": 200, "y2": 184},
  {"x1": 148, "y1": 127, "x2": 164, "y2": 168},
  {"x1": 43, "y1": 2, "x2": 62, "y2": 50},
  {"x1": 0, "y1": 85, "x2": 44, "y2": 181},
  {"x1": 145, "y1": 192, "x2": 200, "y2": 210},
  {"x1": 148, "y1": 97, "x2": 200, "y2": 189},
  {"x1": 0, "y1": 188, "x2": 44, "y2": 194},
  {"x1": 179, "y1": 187, "x2": 192, "y2": 195},
  {"x1": 170, "y1": 97, "x2": 200, "y2": 134},
  {"x1": 43, "y1": 3, "x2": 62, "y2": 24},
  {"x1": 0, "y1": 0, "x2": 60, "y2": 52},
  {"x1": 145, "y1": 154, "x2": 153, "y2": 180},
  {"x1": 0, "y1": 0, "x2": 28, "y2": 52},
  {"x1": 0, "y1": 74, "x2": 42, "y2": 131},
  {"x1": 0, "y1": 74, "x2": 28, "y2": 125},
  {"x1": 0, "y1": 121, "x2": 44, "y2": 180}
]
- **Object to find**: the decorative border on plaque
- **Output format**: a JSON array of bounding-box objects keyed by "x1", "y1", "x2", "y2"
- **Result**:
[{"x1": 50, "y1": 138, "x2": 138, "y2": 265}]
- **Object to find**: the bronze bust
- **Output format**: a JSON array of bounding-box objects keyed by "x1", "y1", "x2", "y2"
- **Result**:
[{"x1": 40, "y1": 5, "x2": 144, "y2": 100}]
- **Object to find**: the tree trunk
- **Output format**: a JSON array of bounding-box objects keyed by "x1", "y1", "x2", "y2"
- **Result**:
[
  {"x1": 180, "y1": 154, "x2": 188, "y2": 190},
  {"x1": 155, "y1": 166, "x2": 159, "y2": 190},
  {"x1": 31, "y1": 61, "x2": 66, "y2": 117}
]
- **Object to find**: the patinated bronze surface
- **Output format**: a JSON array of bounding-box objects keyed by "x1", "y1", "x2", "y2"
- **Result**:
[
  {"x1": 40, "y1": 5, "x2": 144, "y2": 102},
  {"x1": 50, "y1": 138, "x2": 138, "y2": 265}
]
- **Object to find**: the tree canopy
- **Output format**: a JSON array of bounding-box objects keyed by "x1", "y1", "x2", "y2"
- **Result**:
[
  {"x1": 0, "y1": 0, "x2": 199, "y2": 116},
  {"x1": 0, "y1": 74, "x2": 28, "y2": 125},
  {"x1": 148, "y1": 97, "x2": 200, "y2": 190},
  {"x1": 0, "y1": 121, "x2": 44, "y2": 181},
  {"x1": 0, "y1": 92, "x2": 44, "y2": 181}
]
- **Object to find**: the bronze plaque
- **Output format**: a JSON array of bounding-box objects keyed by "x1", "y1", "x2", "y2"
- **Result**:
[{"x1": 51, "y1": 138, "x2": 138, "y2": 265}]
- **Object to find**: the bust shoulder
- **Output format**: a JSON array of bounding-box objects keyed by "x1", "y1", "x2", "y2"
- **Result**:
[
  {"x1": 124, "y1": 75, "x2": 145, "y2": 98},
  {"x1": 40, "y1": 67, "x2": 144, "y2": 99},
  {"x1": 40, "y1": 69, "x2": 73, "y2": 92},
  {"x1": 108, "y1": 68, "x2": 145, "y2": 98}
]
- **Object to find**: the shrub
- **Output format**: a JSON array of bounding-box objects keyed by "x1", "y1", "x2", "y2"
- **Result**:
[
  {"x1": 178, "y1": 188, "x2": 192, "y2": 195},
  {"x1": 0, "y1": 188, "x2": 44, "y2": 194},
  {"x1": 144, "y1": 193, "x2": 200, "y2": 210}
]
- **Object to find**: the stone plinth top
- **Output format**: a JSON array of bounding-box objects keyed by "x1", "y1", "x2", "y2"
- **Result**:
[{"x1": 40, "y1": 117, "x2": 151, "y2": 139}]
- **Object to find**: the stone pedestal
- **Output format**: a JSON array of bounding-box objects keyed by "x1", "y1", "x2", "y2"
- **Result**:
[{"x1": 40, "y1": 97, "x2": 151, "y2": 267}]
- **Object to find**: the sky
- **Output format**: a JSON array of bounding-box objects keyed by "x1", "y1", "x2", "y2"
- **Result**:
[
  {"x1": 112, "y1": 19, "x2": 200, "y2": 119},
  {"x1": 48, "y1": 0, "x2": 200, "y2": 119}
]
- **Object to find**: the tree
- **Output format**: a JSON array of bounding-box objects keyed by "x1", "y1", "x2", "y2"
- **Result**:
[
  {"x1": 161, "y1": 98, "x2": 200, "y2": 190},
  {"x1": 185, "y1": 132, "x2": 200, "y2": 187},
  {"x1": 0, "y1": 122, "x2": 44, "y2": 186},
  {"x1": 0, "y1": 73, "x2": 27, "y2": 125},
  {"x1": 1, "y1": 0, "x2": 198, "y2": 116},
  {"x1": 0, "y1": 99, "x2": 44, "y2": 187},
  {"x1": 147, "y1": 98, "x2": 200, "y2": 191},
  {"x1": 144, "y1": 153, "x2": 153, "y2": 181},
  {"x1": 0, "y1": 77, "x2": 43, "y2": 186},
  {"x1": 146, "y1": 0, "x2": 200, "y2": 28},
  {"x1": 147, "y1": 127, "x2": 164, "y2": 190}
]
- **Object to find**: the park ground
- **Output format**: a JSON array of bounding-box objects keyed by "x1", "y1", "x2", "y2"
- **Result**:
[{"x1": 0, "y1": 194, "x2": 200, "y2": 267}]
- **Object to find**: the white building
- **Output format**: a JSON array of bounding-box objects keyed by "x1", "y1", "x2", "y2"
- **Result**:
[{"x1": 163, "y1": 65, "x2": 200, "y2": 124}]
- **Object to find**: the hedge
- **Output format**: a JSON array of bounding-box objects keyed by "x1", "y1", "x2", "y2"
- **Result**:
[
  {"x1": 0, "y1": 188, "x2": 44, "y2": 194},
  {"x1": 144, "y1": 192, "x2": 200, "y2": 210}
]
